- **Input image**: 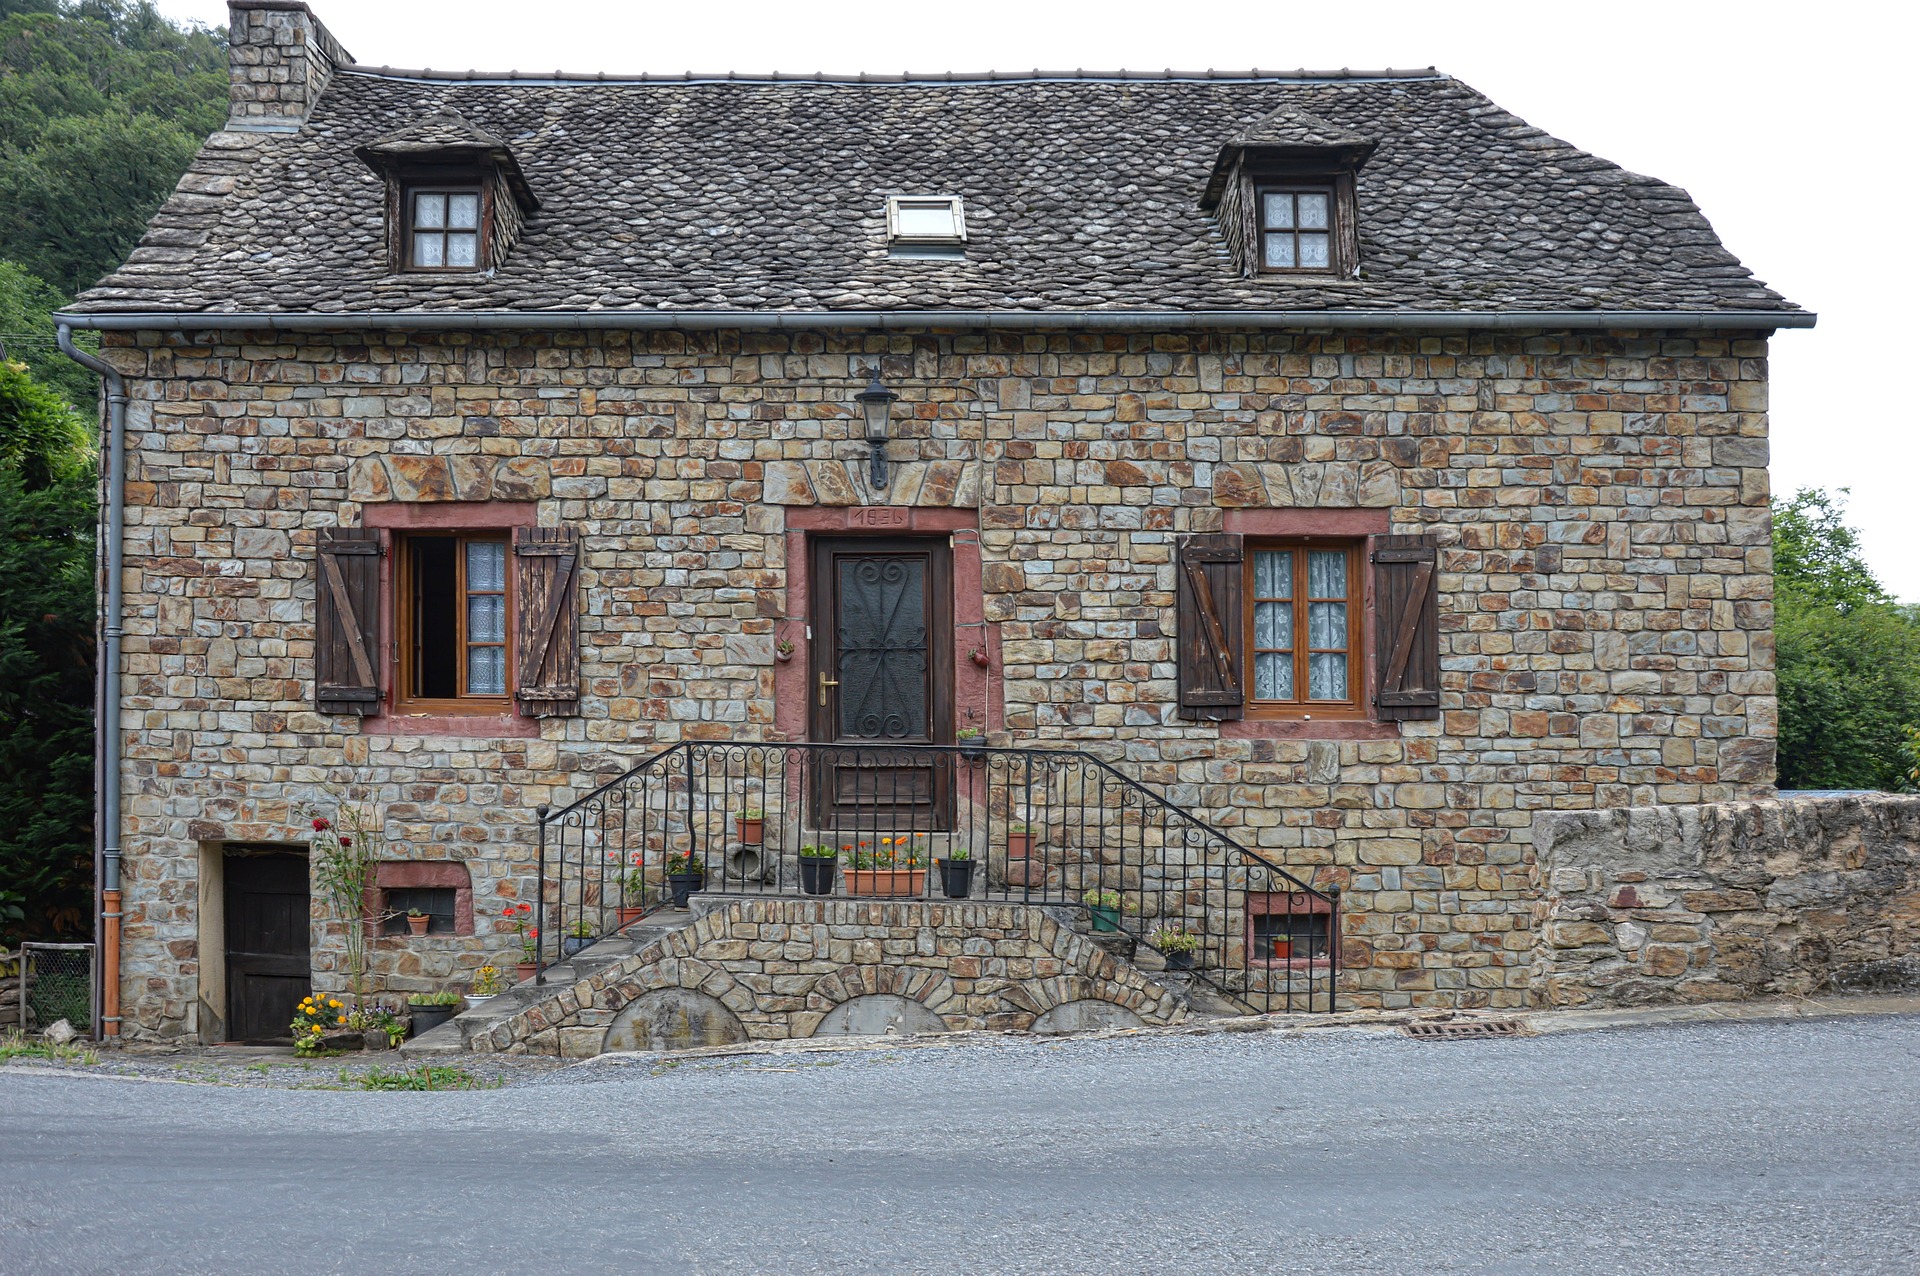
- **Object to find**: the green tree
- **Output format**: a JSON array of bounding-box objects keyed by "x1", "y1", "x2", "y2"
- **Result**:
[
  {"x1": 0, "y1": 358, "x2": 95, "y2": 943},
  {"x1": 0, "y1": 257, "x2": 96, "y2": 412},
  {"x1": 1772, "y1": 488, "x2": 1920, "y2": 791}
]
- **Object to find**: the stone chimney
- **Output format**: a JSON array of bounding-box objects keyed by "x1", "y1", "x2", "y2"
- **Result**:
[{"x1": 226, "y1": 1, "x2": 354, "y2": 132}]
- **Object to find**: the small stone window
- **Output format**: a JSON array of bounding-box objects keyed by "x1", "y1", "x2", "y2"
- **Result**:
[
  {"x1": 396, "y1": 532, "x2": 512, "y2": 711},
  {"x1": 886, "y1": 194, "x2": 967, "y2": 246},
  {"x1": 1258, "y1": 185, "x2": 1336, "y2": 273},
  {"x1": 1249, "y1": 893, "x2": 1332, "y2": 965},
  {"x1": 382, "y1": 887, "x2": 457, "y2": 936},
  {"x1": 407, "y1": 187, "x2": 483, "y2": 270}
]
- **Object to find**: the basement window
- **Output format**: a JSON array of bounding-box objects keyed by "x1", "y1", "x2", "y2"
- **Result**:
[
  {"x1": 1249, "y1": 893, "x2": 1333, "y2": 965},
  {"x1": 382, "y1": 887, "x2": 457, "y2": 936},
  {"x1": 887, "y1": 194, "x2": 968, "y2": 250}
]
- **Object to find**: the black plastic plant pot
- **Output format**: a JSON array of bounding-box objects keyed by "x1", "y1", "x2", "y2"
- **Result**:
[
  {"x1": 798, "y1": 857, "x2": 837, "y2": 896},
  {"x1": 561, "y1": 935, "x2": 593, "y2": 958},
  {"x1": 668, "y1": 872, "x2": 704, "y2": 908},
  {"x1": 957, "y1": 743, "x2": 986, "y2": 761},
  {"x1": 409, "y1": 1004, "x2": 456, "y2": 1037},
  {"x1": 1165, "y1": 951, "x2": 1195, "y2": 971},
  {"x1": 938, "y1": 858, "x2": 976, "y2": 899}
]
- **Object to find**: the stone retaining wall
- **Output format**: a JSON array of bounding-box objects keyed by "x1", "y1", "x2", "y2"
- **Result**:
[
  {"x1": 476, "y1": 898, "x2": 1185, "y2": 1056},
  {"x1": 1531, "y1": 794, "x2": 1920, "y2": 1006}
]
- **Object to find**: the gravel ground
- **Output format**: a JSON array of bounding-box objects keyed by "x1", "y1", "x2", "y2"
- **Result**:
[
  {"x1": 0, "y1": 1043, "x2": 567, "y2": 1089},
  {"x1": 4, "y1": 1012, "x2": 1919, "y2": 1274}
]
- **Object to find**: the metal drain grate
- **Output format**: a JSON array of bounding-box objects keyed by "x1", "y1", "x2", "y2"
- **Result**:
[{"x1": 1402, "y1": 1019, "x2": 1529, "y2": 1041}]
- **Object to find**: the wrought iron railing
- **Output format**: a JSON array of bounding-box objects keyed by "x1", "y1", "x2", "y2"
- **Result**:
[{"x1": 534, "y1": 742, "x2": 1338, "y2": 1014}]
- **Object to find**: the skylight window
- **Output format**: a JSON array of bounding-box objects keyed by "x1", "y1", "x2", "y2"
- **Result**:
[{"x1": 886, "y1": 195, "x2": 967, "y2": 245}]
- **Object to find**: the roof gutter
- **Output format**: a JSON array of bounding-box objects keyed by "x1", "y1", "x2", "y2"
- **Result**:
[
  {"x1": 55, "y1": 323, "x2": 126, "y2": 1042},
  {"x1": 54, "y1": 308, "x2": 1816, "y2": 333}
]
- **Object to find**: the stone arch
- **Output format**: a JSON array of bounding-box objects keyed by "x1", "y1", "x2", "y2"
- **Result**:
[
  {"x1": 811, "y1": 994, "x2": 949, "y2": 1038},
  {"x1": 1030, "y1": 999, "x2": 1147, "y2": 1035},
  {"x1": 602, "y1": 988, "x2": 748, "y2": 1054},
  {"x1": 804, "y1": 962, "x2": 960, "y2": 1020}
]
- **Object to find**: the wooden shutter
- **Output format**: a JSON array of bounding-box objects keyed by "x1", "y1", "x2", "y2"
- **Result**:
[
  {"x1": 1372, "y1": 534, "x2": 1441, "y2": 721},
  {"x1": 1175, "y1": 533, "x2": 1245, "y2": 721},
  {"x1": 514, "y1": 526, "x2": 580, "y2": 717},
  {"x1": 314, "y1": 528, "x2": 382, "y2": 715}
]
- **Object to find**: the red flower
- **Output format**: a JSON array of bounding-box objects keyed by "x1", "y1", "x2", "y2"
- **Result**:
[
  {"x1": 311, "y1": 817, "x2": 330, "y2": 831},
  {"x1": 518, "y1": 902, "x2": 532, "y2": 914},
  {"x1": 339, "y1": 836, "x2": 351, "y2": 847},
  {"x1": 528, "y1": 929, "x2": 539, "y2": 938}
]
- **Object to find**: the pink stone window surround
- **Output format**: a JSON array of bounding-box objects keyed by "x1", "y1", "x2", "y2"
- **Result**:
[
  {"x1": 365, "y1": 860, "x2": 475, "y2": 938},
  {"x1": 1221, "y1": 508, "x2": 1399, "y2": 741},
  {"x1": 775, "y1": 507, "x2": 1000, "y2": 744},
  {"x1": 361, "y1": 501, "x2": 541, "y2": 738},
  {"x1": 1247, "y1": 890, "x2": 1335, "y2": 970}
]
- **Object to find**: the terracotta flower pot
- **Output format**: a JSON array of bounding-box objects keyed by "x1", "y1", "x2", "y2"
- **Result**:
[
  {"x1": 616, "y1": 906, "x2": 646, "y2": 927},
  {"x1": 1270, "y1": 937, "x2": 1294, "y2": 960},
  {"x1": 1005, "y1": 831, "x2": 1036, "y2": 858},
  {"x1": 515, "y1": 960, "x2": 539, "y2": 982},
  {"x1": 735, "y1": 818, "x2": 764, "y2": 845},
  {"x1": 844, "y1": 867, "x2": 923, "y2": 898},
  {"x1": 406, "y1": 914, "x2": 430, "y2": 936}
]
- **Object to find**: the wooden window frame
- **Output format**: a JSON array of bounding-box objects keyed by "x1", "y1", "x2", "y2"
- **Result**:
[
  {"x1": 1240, "y1": 166, "x2": 1359, "y2": 279},
  {"x1": 1243, "y1": 539, "x2": 1365, "y2": 720},
  {"x1": 403, "y1": 181, "x2": 488, "y2": 273},
  {"x1": 394, "y1": 531, "x2": 515, "y2": 716},
  {"x1": 1255, "y1": 183, "x2": 1338, "y2": 275}
]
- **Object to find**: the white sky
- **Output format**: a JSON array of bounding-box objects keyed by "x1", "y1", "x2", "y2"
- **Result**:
[{"x1": 158, "y1": 0, "x2": 1919, "y2": 598}]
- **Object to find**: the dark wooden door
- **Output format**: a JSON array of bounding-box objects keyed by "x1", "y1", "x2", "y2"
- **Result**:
[
  {"x1": 224, "y1": 852, "x2": 311, "y2": 1043},
  {"x1": 809, "y1": 537, "x2": 954, "y2": 831}
]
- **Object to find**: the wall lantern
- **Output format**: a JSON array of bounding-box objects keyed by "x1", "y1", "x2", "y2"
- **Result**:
[{"x1": 854, "y1": 370, "x2": 899, "y2": 490}]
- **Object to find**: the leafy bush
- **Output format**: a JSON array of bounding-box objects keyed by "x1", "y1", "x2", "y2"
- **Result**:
[{"x1": 1773, "y1": 490, "x2": 1920, "y2": 791}]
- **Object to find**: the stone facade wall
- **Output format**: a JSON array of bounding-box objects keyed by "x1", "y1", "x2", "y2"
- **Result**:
[
  {"x1": 94, "y1": 325, "x2": 1776, "y2": 1037},
  {"x1": 476, "y1": 898, "x2": 1184, "y2": 1057},
  {"x1": 1531, "y1": 795, "x2": 1920, "y2": 1006}
]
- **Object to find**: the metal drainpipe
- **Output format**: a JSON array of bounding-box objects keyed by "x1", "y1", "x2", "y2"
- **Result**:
[{"x1": 56, "y1": 323, "x2": 126, "y2": 1040}]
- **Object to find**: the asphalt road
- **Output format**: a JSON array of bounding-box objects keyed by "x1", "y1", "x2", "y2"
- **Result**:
[{"x1": 4, "y1": 1015, "x2": 1919, "y2": 1275}]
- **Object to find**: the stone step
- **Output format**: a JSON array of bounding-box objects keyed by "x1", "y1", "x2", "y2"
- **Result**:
[{"x1": 400, "y1": 909, "x2": 698, "y2": 1057}]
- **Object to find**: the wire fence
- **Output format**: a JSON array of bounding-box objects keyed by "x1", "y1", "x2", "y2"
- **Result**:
[{"x1": 18, "y1": 944, "x2": 96, "y2": 1038}]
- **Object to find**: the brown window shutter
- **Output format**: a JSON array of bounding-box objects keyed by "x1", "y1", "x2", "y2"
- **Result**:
[
  {"x1": 315, "y1": 528, "x2": 383, "y2": 715},
  {"x1": 1175, "y1": 532, "x2": 1245, "y2": 721},
  {"x1": 514, "y1": 526, "x2": 580, "y2": 717},
  {"x1": 1372, "y1": 533, "x2": 1441, "y2": 721}
]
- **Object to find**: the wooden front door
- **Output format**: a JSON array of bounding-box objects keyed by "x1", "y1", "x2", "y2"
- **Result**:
[
  {"x1": 224, "y1": 851, "x2": 310, "y2": 1043},
  {"x1": 809, "y1": 537, "x2": 954, "y2": 831}
]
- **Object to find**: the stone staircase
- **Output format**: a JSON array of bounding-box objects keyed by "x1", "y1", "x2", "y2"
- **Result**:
[{"x1": 405, "y1": 893, "x2": 1235, "y2": 1059}]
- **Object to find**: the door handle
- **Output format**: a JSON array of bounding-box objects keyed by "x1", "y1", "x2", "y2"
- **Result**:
[{"x1": 818, "y1": 672, "x2": 840, "y2": 706}]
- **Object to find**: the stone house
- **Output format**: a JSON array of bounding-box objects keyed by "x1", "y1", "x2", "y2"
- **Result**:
[{"x1": 57, "y1": 0, "x2": 1812, "y2": 1046}]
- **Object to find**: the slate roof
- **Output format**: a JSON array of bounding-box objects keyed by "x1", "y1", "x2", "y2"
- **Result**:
[{"x1": 66, "y1": 68, "x2": 1803, "y2": 320}]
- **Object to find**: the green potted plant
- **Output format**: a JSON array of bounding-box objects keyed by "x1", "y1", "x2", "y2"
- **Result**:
[
  {"x1": 955, "y1": 726, "x2": 986, "y2": 759},
  {"x1": 406, "y1": 991, "x2": 462, "y2": 1038},
  {"x1": 617, "y1": 852, "x2": 647, "y2": 926},
  {"x1": 405, "y1": 907, "x2": 430, "y2": 937},
  {"x1": 1150, "y1": 927, "x2": 1199, "y2": 971},
  {"x1": 666, "y1": 852, "x2": 706, "y2": 908},
  {"x1": 936, "y1": 847, "x2": 975, "y2": 898},
  {"x1": 734, "y1": 808, "x2": 765, "y2": 845},
  {"x1": 561, "y1": 918, "x2": 595, "y2": 958},
  {"x1": 1083, "y1": 888, "x2": 1125, "y2": 933},
  {"x1": 798, "y1": 843, "x2": 838, "y2": 896},
  {"x1": 844, "y1": 838, "x2": 926, "y2": 898}
]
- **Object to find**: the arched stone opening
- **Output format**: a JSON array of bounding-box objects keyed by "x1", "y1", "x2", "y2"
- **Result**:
[
  {"x1": 811, "y1": 993, "x2": 948, "y2": 1038},
  {"x1": 602, "y1": 988, "x2": 748, "y2": 1054},
  {"x1": 1029, "y1": 999, "x2": 1146, "y2": 1035}
]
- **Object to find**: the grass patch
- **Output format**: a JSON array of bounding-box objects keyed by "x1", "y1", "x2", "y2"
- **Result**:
[
  {"x1": 342, "y1": 1064, "x2": 500, "y2": 1091},
  {"x1": 0, "y1": 1029, "x2": 99, "y2": 1066}
]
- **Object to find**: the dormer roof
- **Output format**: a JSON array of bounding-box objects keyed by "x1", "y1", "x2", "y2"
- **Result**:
[
  {"x1": 353, "y1": 108, "x2": 539, "y2": 214},
  {"x1": 1200, "y1": 105, "x2": 1378, "y2": 210}
]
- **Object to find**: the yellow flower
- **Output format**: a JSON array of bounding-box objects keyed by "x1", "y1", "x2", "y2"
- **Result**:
[
  {"x1": 336, "y1": 1015, "x2": 346, "y2": 1024},
  {"x1": 329, "y1": 998, "x2": 341, "y2": 1008}
]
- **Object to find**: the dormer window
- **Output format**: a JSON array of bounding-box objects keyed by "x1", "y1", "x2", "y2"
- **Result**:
[
  {"x1": 887, "y1": 195, "x2": 967, "y2": 246},
  {"x1": 408, "y1": 187, "x2": 482, "y2": 270},
  {"x1": 1258, "y1": 185, "x2": 1335, "y2": 273}
]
